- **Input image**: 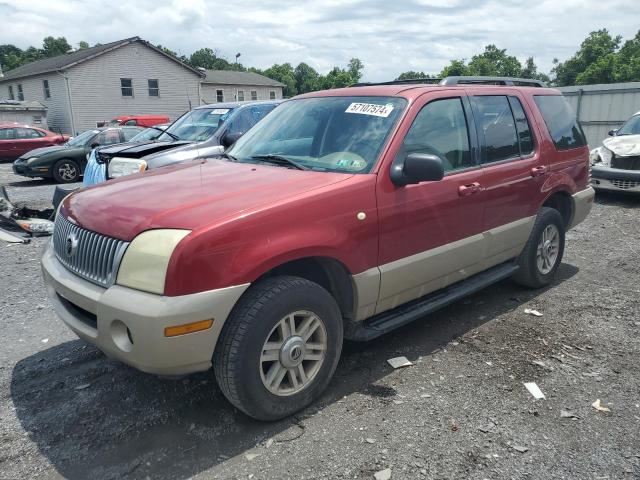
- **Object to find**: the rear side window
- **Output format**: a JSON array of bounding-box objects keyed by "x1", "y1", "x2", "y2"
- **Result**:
[
  {"x1": 473, "y1": 96, "x2": 519, "y2": 163},
  {"x1": 508, "y1": 97, "x2": 534, "y2": 156},
  {"x1": 533, "y1": 95, "x2": 586, "y2": 150},
  {"x1": 403, "y1": 97, "x2": 473, "y2": 172},
  {"x1": 0, "y1": 128, "x2": 16, "y2": 140}
]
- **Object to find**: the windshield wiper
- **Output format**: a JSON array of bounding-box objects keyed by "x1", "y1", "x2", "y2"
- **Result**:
[
  {"x1": 150, "y1": 126, "x2": 179, "y2": 141},
  {"x1": 251, "y1": 154, "x2": 308, "y2": 170}
]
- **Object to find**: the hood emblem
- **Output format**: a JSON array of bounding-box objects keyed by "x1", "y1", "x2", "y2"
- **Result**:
[{"x1": 65, "y1": 232, "x2": 79, "y2": 257}]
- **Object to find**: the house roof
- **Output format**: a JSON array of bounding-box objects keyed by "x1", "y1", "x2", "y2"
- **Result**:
[
  {"x1": 0, "y1": 37, "x2": 203, "y2": 82},
  {"x1": 202, "y1": 69, "x2": 285, "y2": 87}
]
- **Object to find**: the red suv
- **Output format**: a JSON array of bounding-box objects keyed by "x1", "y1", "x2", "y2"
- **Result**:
[
  {"x1": 42, "y1": 77, "x2": 594, "y2": 420},
  {"x1": 0, "y1": 123, "x2": 69, "y2": 162}
]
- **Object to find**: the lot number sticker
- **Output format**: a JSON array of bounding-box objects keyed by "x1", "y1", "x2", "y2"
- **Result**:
[
  {"x1": 345, "y1": 103, "x2": 394, "y2": 118},
  {"x1": 211, "y1": 109, "x2": 230, "y2": 115}
]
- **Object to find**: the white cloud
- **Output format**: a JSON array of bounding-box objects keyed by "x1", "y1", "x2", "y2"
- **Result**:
[{"x1": 0, "y1": 0, "x2": 638, "y2": 81}]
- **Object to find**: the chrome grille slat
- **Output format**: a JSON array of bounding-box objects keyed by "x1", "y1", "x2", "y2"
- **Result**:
[{"x1": 53, "y1": 215, "x2": 129, "y2": 288}]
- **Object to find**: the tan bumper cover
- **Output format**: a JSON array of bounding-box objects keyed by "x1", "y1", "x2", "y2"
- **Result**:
[
  {"x1": 42, "y1": 244, "x2": 249, "y2": 376},
  {"x1": 569, "y1": 186, "x2": 595, "y2": 230}
]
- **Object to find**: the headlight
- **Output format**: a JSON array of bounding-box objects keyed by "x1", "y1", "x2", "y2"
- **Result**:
[
  {"x1": 108, "y1": 157, "x2": 148, "y2": 178},
  {"x1": 116, "y1": 229, "x2": 190, "y2": 294},
  {"x1": 26, "y1": 157, "x2": 39, "y2": 164}
]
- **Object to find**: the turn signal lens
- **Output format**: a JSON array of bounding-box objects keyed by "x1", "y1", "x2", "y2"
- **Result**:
[{"x1": 164, "y1": 319, "x2": 213, "y2": 337}]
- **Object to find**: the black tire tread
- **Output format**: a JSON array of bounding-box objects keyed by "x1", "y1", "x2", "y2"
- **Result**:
[{"x1": 214, "y1": 275, "x2": 340, "y2": 419}]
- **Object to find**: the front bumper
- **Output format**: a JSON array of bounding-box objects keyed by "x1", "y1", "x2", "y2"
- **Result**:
[
  {"x1": 12, "y1": 161, "x2": 49, "y2": 178},
  {"x1": 41, "y1": 244, "x2": 249, "y2": 376},
  {"x1": 591, "y1": 166, "x2": 640, "y2": 193}
]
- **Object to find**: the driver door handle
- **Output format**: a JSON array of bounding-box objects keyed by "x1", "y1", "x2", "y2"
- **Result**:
[
  {"x1": 458, "y1": 182, "x2": 482, "y2": 196},
  {"x1": 530, "y1": 166, "x2": 548, "y2": 177}
]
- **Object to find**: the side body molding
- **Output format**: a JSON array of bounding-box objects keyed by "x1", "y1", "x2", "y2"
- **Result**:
[{"x1": 352, "y1": 215, "x2": 536, "y2": 321}]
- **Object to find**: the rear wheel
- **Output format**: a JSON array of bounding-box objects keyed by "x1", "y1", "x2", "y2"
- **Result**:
[
  {"x1": 513, "y1": 207, "x2": 565, "y2": 288},
  {"x1": 52, "y1": 159, "x2": 80, "y2": 183},
  {"x1": 214, "y1": 276, "x2": 343, "y2": 421}
]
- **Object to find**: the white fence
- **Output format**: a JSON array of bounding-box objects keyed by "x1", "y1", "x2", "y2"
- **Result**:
[{"x1": 558, "y1": 82, "x2": 640, "y2": 148}]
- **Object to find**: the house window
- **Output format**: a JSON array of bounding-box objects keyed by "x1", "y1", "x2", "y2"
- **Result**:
[
  {"x1": 120, "y1": 78, "x2": 133, "y2": 97},
  {"x1": 216, "y1": 89, "x2": 224, "y2": 102},
  {"x1": 17, "y1": 84, "x2": 24, "y2": 101},
  {"x1": 269, "y1": 90, "x2": 276, "y2": 100},
  {"x1": 43, "y1": 79, "x2": 51, "y2": 99},
  {"x1": 32, "y1": 115, "x2": 43, "y2": 125},
  {"x1": 8, "y1": 86, "x2": 14, "y2": 100},
  {"x1": 250, "y1": 90, "x2": 258, "y2": 101},
  {"x1": 237, "y1": 90, "x2": 245, "y2": 101},
  {"x1": 148, "y1": 79, "x2": 159, "y2": 97}
]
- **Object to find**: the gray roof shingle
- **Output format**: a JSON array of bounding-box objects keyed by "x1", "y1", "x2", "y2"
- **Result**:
[
  {"x1": 203, "y1": 69, "x2": 284, "y2": 87},
  {"x1": 0, "y1": 37, "x2": 202, "y2": 82}
]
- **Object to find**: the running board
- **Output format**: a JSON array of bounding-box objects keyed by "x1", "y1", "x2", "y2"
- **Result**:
[{"x1": 348, "y1": 261, "x2": 519, "y2": 341}]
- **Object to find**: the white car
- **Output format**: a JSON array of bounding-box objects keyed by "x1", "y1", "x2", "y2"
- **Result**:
[{"x1": 590, "y1": 111, "x2": 640, "y2": 193}]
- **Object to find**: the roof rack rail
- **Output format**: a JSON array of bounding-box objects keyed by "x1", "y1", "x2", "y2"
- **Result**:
[
  {"x1": 439, "y1": 76, "x2": 547, "y2": 87},
  {"x1": 353, "y1": 78, "x2": 442, "y2": 87}
]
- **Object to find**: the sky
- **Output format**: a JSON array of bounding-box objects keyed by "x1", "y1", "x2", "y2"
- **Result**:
[{"x1": 0, "y1": 0, "x2": 639, "y2": 81}]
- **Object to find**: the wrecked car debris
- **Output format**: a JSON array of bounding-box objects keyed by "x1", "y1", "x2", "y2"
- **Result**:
[
  {"x1": 523, "y1": 382, "x2": 546, "y2": 400},
  {"x1": 0, "y1": 186, "x2": 54, "y2": 239}
]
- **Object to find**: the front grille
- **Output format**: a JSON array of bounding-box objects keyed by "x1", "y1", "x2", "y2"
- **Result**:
[
  {"x1": 53, "y1": 214, "x2": 129, "y2": 288},
  {"x1": 610, "y1": 179, "x2": 640, "y2": 190},
  {"x1": 611, "y1": 155, "x2": 640, "y2": 171}
]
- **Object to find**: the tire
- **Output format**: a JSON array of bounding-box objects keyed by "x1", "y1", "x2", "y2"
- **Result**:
[
  {"x1": 214, "y1": 275, "x2": 343, "y2": 421},
  {"x1": 52, "y1": 159, "x2": 80, "y2": 183},
  {"x1": 513, "y1": 207, "x2": 565, "y2": 288}
]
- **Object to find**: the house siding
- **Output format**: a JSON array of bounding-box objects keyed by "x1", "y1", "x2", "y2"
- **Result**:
[
  {"x1": 201, "y1": 84, "x2": 283, "y2": 104},
  {"x1": 0, "y1": 74, "x2": 71, "y2": 133},
  {"x1": 66, "y1": 42, "x2": 201, "y2": 133}
]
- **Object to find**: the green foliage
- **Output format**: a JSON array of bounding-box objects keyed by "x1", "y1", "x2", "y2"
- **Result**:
[
  {"x1": 395, "y1": 71, "x2": 432, "y2": 80},
  {"x1": 78, "y1": 41, "x2": 90, "y2": 50},
  {"x1": 189, "y1": 48, "x2": 243, "y2": 71}
]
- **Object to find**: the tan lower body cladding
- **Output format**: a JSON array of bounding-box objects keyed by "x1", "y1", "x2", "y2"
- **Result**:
[{"x1": 353, "y1": 215, "x2": 536, "y2": 321}]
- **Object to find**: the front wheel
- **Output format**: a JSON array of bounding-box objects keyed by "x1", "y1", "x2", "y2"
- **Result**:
[
  {"x1": 513, "y1": 207, "x2": 565, "y2": 288},
  {"x1": 214, "y1": 276, "x2": 343, "y2": 421},
  {"x1": 52, "y1": 159, "x2": 80, "y2": 183}
]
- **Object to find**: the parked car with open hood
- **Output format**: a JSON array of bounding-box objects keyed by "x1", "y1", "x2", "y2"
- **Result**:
[
  {"x1": 590, "y1": 110, "x2": 640, "y2": 193},
  {"x1": 0, "y1": 123, "x2": 70, "y2": 162},
  {"x1": 89, "y1": 100, "x2": 281, "y2": 184},
  {"x1": 12, "y1": 126, "x2": 144, "y2": 183},
  {"x1": 42, "y1": 77, "x2": 593, "y2": 420}
]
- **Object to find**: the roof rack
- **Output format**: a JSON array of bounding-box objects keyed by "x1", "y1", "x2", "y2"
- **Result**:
[
  {"x1": 439, "y1": 76, "x2": 547, "y2": 87},
  {"x1": 353, "y1": 78, "x2": 442, "y2": 87}
]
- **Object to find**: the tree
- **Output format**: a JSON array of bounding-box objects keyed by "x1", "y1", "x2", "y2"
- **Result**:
[
  {"x1": 189, "y1": 47, "x2": 242, "y2": 71},
  {"x1": 294, "y1": 62, "x2": 320, "y2": 93},
  {"x1": 440, "y1": 59, "x2": 468, "y2": 77},
  {"x1": 552, "y1": 29, "x2": 621, "y2": 86},
  {"x1": 466, "y1": 44, "x2": 523, "y2": 76},
  {"x1": 259, "y1": 63, "x2": 297, "y2": 97},
  {"x1": 347, "y1": 58, "x2": 364, "y2": 83},
  {"x1": 42, "y1": 36, "x2": 72, "y2": 57},
  {"x1": 78, "y1": 41, "x2": 90, "y2": 50},
  {"x1": 395, "y1": 71, "x2": 431, "y2": 80}
]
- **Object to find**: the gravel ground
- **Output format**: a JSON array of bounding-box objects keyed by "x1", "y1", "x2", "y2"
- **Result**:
[{"x1": 1, "y1": 162, "x2": 639, "y2": 480}]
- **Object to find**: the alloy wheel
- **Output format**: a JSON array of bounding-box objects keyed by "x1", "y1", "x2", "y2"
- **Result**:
[{"x1": 536, "y1": 224, "x2": 560, "y2": 274}]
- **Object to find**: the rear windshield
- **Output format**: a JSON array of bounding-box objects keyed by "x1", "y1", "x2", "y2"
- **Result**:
[
  {"x1": 227, "y1": 96, "x2": 407, "y2": 173},
  {"x1": 533, "y1": 95, "x2": 586, "y2": 150}
]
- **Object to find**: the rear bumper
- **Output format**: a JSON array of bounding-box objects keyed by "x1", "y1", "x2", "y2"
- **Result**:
[
  {"x1": 41, "y1": 244, "x2": 249, "y2": 376},
  {"x1": 569, "y1": 186, "x2": 595, "y2": 229},
  {"x1": 591, "y1": 166, "x2": 640, "y2": 193}
]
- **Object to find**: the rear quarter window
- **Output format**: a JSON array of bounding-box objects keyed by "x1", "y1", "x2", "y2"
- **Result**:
[{"x1": 533, "y1": 95, "x2": 586, "y2": 150}]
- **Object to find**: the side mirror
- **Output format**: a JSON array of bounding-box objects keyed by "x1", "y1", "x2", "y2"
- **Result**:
[
  {"x1": 221, "y1": 132, "x2": 242, "y2": 148},
  {"x1": 390, "y1": 153, "x2": 445, "y2": 186},
  {"x1": 608, "y1": 129, "x2": 618, "y2": 136}
]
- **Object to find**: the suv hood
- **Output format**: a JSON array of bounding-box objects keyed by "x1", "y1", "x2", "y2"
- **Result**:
[
  {"x1": 98, "y1": 140, "x2": 193, "y2": 159},
  {"x1": 62, "y1": 158, "x2": 352, "y2": 241},
  {"x1": 603, "y1": 134, "x2": 640, "y2": 156}
]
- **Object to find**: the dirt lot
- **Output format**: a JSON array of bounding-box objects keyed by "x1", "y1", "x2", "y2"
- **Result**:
[{"x1": 1, "y1": 163, "x2": 639, "y2": 480}]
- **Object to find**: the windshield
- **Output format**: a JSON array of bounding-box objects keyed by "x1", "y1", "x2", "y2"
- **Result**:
[
  {"x1": 66, "y1": 129, "x2": 99, "y2": 147},
  {"x1": 617, "y1": 114, "x2": 640, "y2": 136},
  {"x1": 158, "y1": 107, "x2": 232, "y2": 142},
  {"x1": 130, "y1": 127, "x2": 164, "y2": 142},
  {"x1": 107, "y1": 119, "x2": 122, "y2": 126},
  {"x1": 227, "y1": 96, "x2": 406, "y2": 173}
]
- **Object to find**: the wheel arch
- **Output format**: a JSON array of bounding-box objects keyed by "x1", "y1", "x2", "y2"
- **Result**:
[
  {"x1": 256, "y1": 256, "x2": 356, "y2": 325},
  {"x1": 541, "y1": 189, "x2": 573, "y2": 228}
]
